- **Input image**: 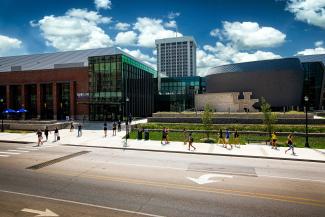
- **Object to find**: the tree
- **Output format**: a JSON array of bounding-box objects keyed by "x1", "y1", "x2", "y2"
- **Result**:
[
  {"x1": 260, "y1": 97, "x2": 277, "y2": 138},
  {"x1": 201, "y1": 104, "x2": 213, "y2": 141}
]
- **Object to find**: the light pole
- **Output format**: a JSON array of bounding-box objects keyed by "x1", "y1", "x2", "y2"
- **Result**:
[
  {"x1": 304, "y1": 96, "x2": 310, "y2": 148},
  {"x1": 125, "y1": 97, "x2": 129, "y2": 146},
  {"x1": 0, "y1": 98, "x2": 4, "y2": 132}
]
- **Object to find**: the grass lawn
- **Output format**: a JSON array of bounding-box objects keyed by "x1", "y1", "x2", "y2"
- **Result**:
[{"x1": 129, "y1": 131, "x2": 325, "y2": 149}]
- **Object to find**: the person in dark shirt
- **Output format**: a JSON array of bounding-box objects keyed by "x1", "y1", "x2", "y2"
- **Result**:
[
  {"x1": 36, "y1": 129, "x2": 43, "y2": 146},
  {"x1": 44, "y1": 126, "x2": 49, "y2": 142}
]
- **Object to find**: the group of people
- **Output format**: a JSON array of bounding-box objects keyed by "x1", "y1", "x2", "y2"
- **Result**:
[
  {"x1": 36, "y1": 126, "x2": 60, "y2": 146},
  {"x1": 271, "y1": 131, "x2": 296, "y2": 155},
  {"x1": 217, "y1": 129, "x2": 240, "y2": 149},
  {"x1": 103, "y1": 120, "x2": 122, "y2": 137}
]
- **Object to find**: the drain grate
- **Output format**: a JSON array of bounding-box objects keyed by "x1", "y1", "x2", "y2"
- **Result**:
[
  {"x1": 188, "y1": 163, "x2": 257, "y2": 177},
  {"x1": 26, "y1": 151, "x2": 90, "y2": 170}
]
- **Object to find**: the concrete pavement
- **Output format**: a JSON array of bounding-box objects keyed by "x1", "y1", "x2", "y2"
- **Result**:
[{"x1": 0, "y1": 120, "x2": 324, "y2": 162}]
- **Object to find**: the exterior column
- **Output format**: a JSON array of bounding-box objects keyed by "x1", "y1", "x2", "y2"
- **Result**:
[
  {"x1": 52, "y1": 82, "x2": 57, "y2": 120},
  {"x1": 36, "y1": 83, "x2": 41, "y2": 119},
  {"x1": 21, "y1": 84, "x2": 25, "y2": 108},
  {"x1": 6, "y1": 85, "x2": 10, "y2": 109},
  {"x1": 69, "y1": 81, "x2": 75, "y2": 120}
]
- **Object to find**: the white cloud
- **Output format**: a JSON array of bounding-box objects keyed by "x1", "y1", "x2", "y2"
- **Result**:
[
  {"x1": 94, "y1": 0, "x2": 112, "y2": 10},
  {"x1": 296, "y1": 46, "x2": 325, "y2": 55},
  {"x1": 32, "y1": 8, "x2": 114, "y2": 51},
  {"x1": 315, "y1": 40, "x2": 324, "y2": 47},
  {"x1": 210, "y1": 28, "x2": 220, "y2": 37},
  {"x1": 0, "y1": 35, "x2": 23, "y2": 56},
  {"x1": 168, "y1": 12, "x2": 180, "y2": 19},
  {"x1": 115, "y1": 22, "x2": 130, "y2": 31},
  {"x1": 164, "y1": 20, "x2": 177, "y2": 28},
  {"x1": 286, "y1": 0, "x2": 325, "y2": 28},
  {"x1": 115, "y1": 31, "x2": 137, "y2": 46},
  {"x1": 231, "y1": 50, "x2": 282, "y2": 63},
  {"x1": 196, "y1": 49, "x2": 230, "y2": 76},
  {"x1": 133, "y1": 17, "x2": 182, "y2": 48},
  {"x1": 218, "y1": 21, "x2": 286, "y2": 49},
  {"x1": 121, "y1": 48, "x2": 156, "y2": 69}
]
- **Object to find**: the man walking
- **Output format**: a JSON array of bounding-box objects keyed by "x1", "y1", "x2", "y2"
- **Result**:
[
  {"x1": 44, "y1": 126, "x2": 49, "y2": 142},
  {"x1": 117, "y1": 120, "x2": 121, "y2": 132},
  {"x1": 225, "y1": 129, "x2": 232, "y2": 149},
  {"x1": 54, "y1": 127, "x2": 59, "y2": 142},
  {"x1": 285, "y1": 133, "x2": 296, "y2": 155},
  {"x1": 104, "y1": 122, "x2": 107, "y2": 137},
  {"x1": 78, "y1": 124, "x2": 82, "y2": 137},
  {"x1": 112, "y1": 122, "x2": 117, "y2": 136}
]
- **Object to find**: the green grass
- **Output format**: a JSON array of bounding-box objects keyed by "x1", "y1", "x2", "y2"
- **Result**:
[
  {"x1": 129, "y1": 131, "x2": 325, "y2": 149},
  {"x1": 135, "y1": 123, "x2": 325, "y2": 133}
]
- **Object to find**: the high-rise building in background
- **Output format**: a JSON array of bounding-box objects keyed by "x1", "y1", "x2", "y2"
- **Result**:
[{"x1": 155, "y1": 36, "x2": 197, "y2": 77}]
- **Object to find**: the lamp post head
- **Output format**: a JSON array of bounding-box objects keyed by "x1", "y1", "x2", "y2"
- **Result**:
[{"x1": 304, "y1": 96, "x2": 309, "y2": 102}]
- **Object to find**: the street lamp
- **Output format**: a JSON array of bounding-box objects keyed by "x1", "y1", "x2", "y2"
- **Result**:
[
  {"x1": 0, "y1": 98, "x2": 4, "y2": 132},
  {"x1": 125, "y1": 97, "x2": 129, "y2": 146},
  {"x1": 304, "y1": 96, "x2": 310, "y2": 148}
]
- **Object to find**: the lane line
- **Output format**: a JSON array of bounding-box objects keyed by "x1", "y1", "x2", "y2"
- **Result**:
[
  {"x1": 258, "y1": 175, "x2": 325, "y2": 184},
  {"x1": 0, "y1": 155, "x2": 9, "y2": 157},
  {"x1": 0, "y1": 151, "x2": 20, "y2": 155},
  {"x1": 0, "y1": 189, "x2": 165, "y2": 217},
  {"x1": 40, "y1": 170, "x2": 325, "y2": 207},
  {"x1": 7, "y1": 150, "x2": 29, "y2": 153}
]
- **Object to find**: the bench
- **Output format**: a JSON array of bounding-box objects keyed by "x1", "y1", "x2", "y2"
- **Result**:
[{"x1": 246, "y1": 139, "x2": 270, "y2": 145}]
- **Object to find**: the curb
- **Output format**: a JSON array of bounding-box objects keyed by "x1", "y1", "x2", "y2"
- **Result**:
[
  {"x1": 0, "y1": 140, "x2": 34, "y2": 144},
  {"x1": 62, "y1": 144, "x2": 325, "y2": 164}
]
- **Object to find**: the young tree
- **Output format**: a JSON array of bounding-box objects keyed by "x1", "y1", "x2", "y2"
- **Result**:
[
  {"x1": 260, "y1": 97, "x2": 277, "y2": 138},
  {"x1": 201, "y1": 104, "x2": 213, "y2": 141}
]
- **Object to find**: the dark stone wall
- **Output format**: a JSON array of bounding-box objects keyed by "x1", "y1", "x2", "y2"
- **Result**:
[{"x1": 206, "y1": 58, "x2": 305, "y2": 108}]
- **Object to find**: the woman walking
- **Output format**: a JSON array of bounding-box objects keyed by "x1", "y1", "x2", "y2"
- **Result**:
[
  {"x1": 271, "y1": 132, "x2": 278, "y2": 149},
  {"x1": 54, "y1": 127, "x2": 59, "y2": 142},
  {"x1": 112, "y1": 122, "x2": 117, "y2": 136},
  {"x1": 285, "y1": 133, "x2": 296, "y2": 155},
  {"x1": 218, "y1": 129, "x2": 225, "y2": 148},
  {"x1": 36, "y1": 129, "x2": 43, "y2": 146},
  {"x1": 188, "y1": 133, "x2": 196, "y2": 151}
]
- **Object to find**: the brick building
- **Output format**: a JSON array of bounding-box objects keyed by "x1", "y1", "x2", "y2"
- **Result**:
[{"x1": 0, "y1": 47, "x2": 156, "y2": 121}]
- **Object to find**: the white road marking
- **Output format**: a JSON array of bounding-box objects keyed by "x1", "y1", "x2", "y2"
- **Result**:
[
  {"x1": 0, "y1": 151, "x2": 20, "y2": 155},
  {"x1": 7, "y1": 150, "x2": 29, "y2": 153},
  {"x1": 258, "y1": 175, "x2": 325, "y2": 183},
  {"x1": 0, "y1": 155, "x2": 9, "y2": 157},
  {"x1": 0, "y1": 189, "x2": 164, "y2": 217},
  {"x1": 18, "y1": 148, "x2": 39, "y2": 151},
  {"x1": 187, "y1": 174, "x2": 233, "y2": 185},
  {"x1": 21, "y1": 208, "x2": 58, "y2": 217}
]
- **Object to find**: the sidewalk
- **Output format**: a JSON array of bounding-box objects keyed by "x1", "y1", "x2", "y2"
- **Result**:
[{"x1": 0, "y1": 120, "x2": 324, "y2": 163}]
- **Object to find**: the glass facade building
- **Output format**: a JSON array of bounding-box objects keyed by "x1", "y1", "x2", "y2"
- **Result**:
[
  {"x1": 156, "y1": 76, "x2": 206, "y2": 112},
  {"x1": 302, "y1": 62, "x2": 325, "y2": 110},
  {"x1": 88, "y1": 54, "x2": 156, "y2": 121}
]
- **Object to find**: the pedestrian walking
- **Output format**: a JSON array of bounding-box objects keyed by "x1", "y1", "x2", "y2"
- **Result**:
[
  {"x1": 188, "y1": 133, "x2": 196, "y2": 151},
  {"x1": 70, "y1": 122, "x2": 74, "y2": 132},
  {"x1": 225, "y1": 129, "x2": 232, "y2": 149},
  {"x1": 166, "y1": 128, "x2": 170, "y2": 144},
  {"x1": 104, "y1": 122, "x2": 107, "y2": 137},
  {"x1": 44, "y1": 126, "x2": 49, "y2": 142},
  {"x1": 271, "y1": 131, "x2": 278, "y2": 149},
  {"x1": 183, "y1": 128, "x2": 188, "y2": 145},
  {"x1": 117, "y1": 120, "x2": 121, "y2": 132},
  {"x1": 36, "y1": 129, "x2": 43, "y2": 146},
  {"x1": 112, "y1": 122, "x2": 117, "y2": 136},
  {"x1": 234, "y1": 129, "x2": 240, "y2": 148},
  {"x1": 77, "y1": 124, "x2": 82, "y2": 137},
  {"x1": 285, "y1": 133, "x2": 296, "y2": 155},
  {"x1": 218, "y1": 129, "x2": 225, "y2": 147},
  {"x1": 54, "y1": 127, "x2": 59, "y2": 142},
  {"x1": 161, "y1": 127, "x2": 167, "y2": 144}
]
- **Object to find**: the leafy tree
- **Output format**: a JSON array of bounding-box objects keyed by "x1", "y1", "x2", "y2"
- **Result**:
[
  {"x1": 201, "y1": 104, "x2": 213, "y2": 140},
  {"x1": 260, "y1": 97, "x2": 277, "y2": 138}
]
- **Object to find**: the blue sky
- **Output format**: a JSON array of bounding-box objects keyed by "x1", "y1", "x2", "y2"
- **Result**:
[{"x1": 0, "y1": 0, "x2": 325, "y2": 75}]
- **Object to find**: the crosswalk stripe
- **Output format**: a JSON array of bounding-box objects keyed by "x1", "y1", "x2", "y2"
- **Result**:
[
  {"x1": 17, "y1": 148, "x2": 39, "y2": 151},
  {"x1": 0, "y1": 155, "x2": 9, "y2": 157},
  {"x1": 0, "y1": 151, "x2": 20, "y2": 155},
  {"x1": 7, "y1": 150, "x2": 29, "y2": 153}
]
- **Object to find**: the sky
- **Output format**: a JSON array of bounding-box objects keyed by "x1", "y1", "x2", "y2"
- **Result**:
[{"x1": 0, "y1": 0, "x2": 325, "y2": 76}]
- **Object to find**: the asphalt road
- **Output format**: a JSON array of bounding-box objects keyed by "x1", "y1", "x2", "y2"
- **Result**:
[{"x1": 0, "y1": 141, "x2": 324, "y2": 217}]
